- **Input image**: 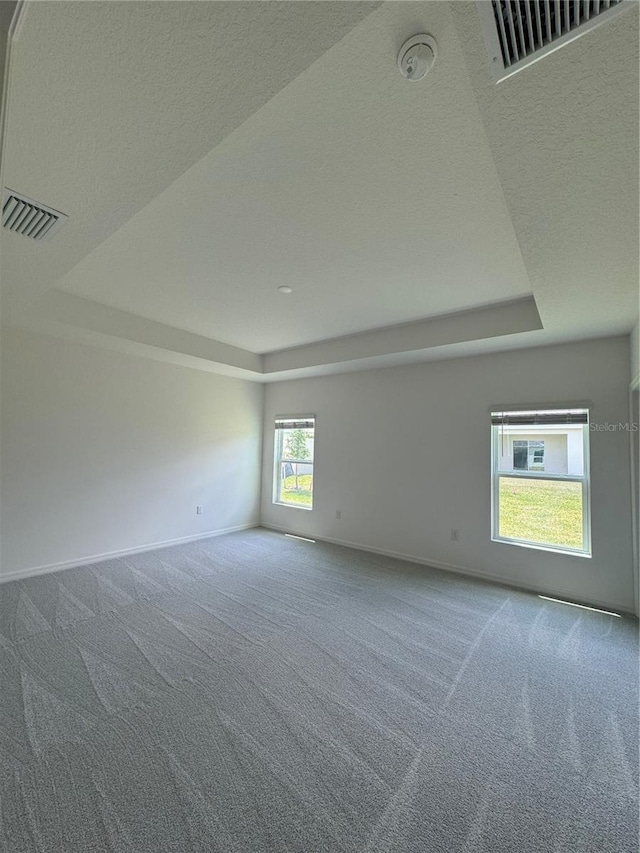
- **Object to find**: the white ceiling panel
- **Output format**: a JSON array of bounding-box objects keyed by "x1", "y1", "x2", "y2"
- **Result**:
[
  {"x1": 1, "y1": 0, "x2": 637, "y2": 378},
  {"x1": 55, "y1": 2, "x2": 531, "y2": 352}
]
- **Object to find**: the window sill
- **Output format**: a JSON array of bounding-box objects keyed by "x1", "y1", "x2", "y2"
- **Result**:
[
  {"x1": 492, "y1": 536, "x2": 591, "y2": 558},
  {"x1": 273, "y1": 502, "x2": 313, "y2": 511}
]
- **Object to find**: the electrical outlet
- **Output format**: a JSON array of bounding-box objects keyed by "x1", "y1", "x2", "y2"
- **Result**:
[
  {"x1": 336, "y1": 509, "x2": 342, "y2": 520},
  {"x1": 451, "y1": 528, "x2": 459, "y2": 541},
  {"x1": 196, "y1": 505, "x2": 203, "y2": 515}
]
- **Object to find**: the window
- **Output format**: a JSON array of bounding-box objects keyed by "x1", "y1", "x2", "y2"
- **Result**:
[
  {"x1": 491, "y1": 409, "x2": 590, "y2": 555},
  {"x1": 513, "y1": 440, "x2": 545, "y2": 471},
  {"x1": 273, "y1": 416, "x2": 315, "y2": 509}
]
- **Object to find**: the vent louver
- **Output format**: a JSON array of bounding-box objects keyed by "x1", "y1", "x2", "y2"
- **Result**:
[
  {"x1": 2, "y1": 189, "x2": 68, "y2": 241},
  {"x1": 479, "y1": 0, "x2": 630, "y2": 82}
]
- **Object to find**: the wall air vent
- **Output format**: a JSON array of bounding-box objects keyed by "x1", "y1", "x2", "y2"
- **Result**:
[
  {"x1": 479, "y1": 0, "x2": 630, "y2": 83},
  {"x1": 2, "y1": 189, "x2": 68, "y2": 241}
]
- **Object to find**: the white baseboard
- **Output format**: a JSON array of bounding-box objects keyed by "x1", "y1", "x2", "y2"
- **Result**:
[
  {"x1": 5, "y1": 520, "x2": 631, "y2": 616},
  {"x1": 261, "y1": 523, "x2": 632, "y2": 616},
  {"x1": 0, "y1": 523, "x2": 259, "y2": 585}
]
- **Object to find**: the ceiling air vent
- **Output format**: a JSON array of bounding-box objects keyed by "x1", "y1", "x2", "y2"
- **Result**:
[
  {"x1": 479, "y1": 0, "x2": 631, "y2": 83},
  {"x1": 2, "y1": 189, "x2": 68, "y2": 241}
]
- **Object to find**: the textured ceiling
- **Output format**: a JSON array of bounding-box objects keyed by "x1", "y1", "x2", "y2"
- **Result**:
[
  {"x1": 1, "y1": 0, "x2": 638, "y2": 379},
  {"x1": 450, "y1": 0, "x2": 639, "y2": 341},
  {"x1": 54, "y1": 1, "x2": 530, "y2": 352},
  {"x1": 1, "y1": 0, "x2": 380, "y2": 318}
]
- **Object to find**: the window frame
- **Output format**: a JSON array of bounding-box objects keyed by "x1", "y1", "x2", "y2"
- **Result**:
[
  {"x1": 272, "y1": 414, "x2": 315, "y2": 511},
  {"x1": 491, "y1": 411, "x2": 591, "y2": 557}
]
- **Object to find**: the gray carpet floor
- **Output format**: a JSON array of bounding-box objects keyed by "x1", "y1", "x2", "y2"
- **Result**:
[{"x1": 0, "y1": 528, "x2": 637, "y2": 852}]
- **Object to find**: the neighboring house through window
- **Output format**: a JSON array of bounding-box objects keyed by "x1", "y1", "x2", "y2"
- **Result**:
[{"x1": 513, "y1": 439, "x2": 545, "y2": 471}]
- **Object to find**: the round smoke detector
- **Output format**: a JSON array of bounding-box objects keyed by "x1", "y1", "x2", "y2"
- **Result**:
[{"x1": 397, "y1": 34, "x2": 437, "y2": 81}]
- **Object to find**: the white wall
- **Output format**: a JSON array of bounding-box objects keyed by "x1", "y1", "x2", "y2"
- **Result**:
[
  {"x1": 631, "y1": 386, "x2": 639, "y2": 616},
  {"x1": 261, "y1": 336, "x2": 634, "y2": 612},
  {"x1": 1, "y1": 328, "x2": 263, "y2": 578},
  {"x1": 630, "y1": 321, "x2": 640, "y2": 614},
  {"x1": 0, "y1": 7, "x2": 16, "y2": 588}
]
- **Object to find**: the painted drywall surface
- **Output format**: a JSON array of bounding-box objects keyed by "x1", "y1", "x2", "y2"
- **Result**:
[
  {"x1": 1, "y1": 328, "x2": 263, "y2": 576},
  {"x1": 630, "y1": 324, "x2": 639, "y2": 614},
  {"x1": 261, "y1": 337, "x2": 634, "y2": 612},
  {"x1": 631, "y1": 386, "x2": 639, "y2": 616}
]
